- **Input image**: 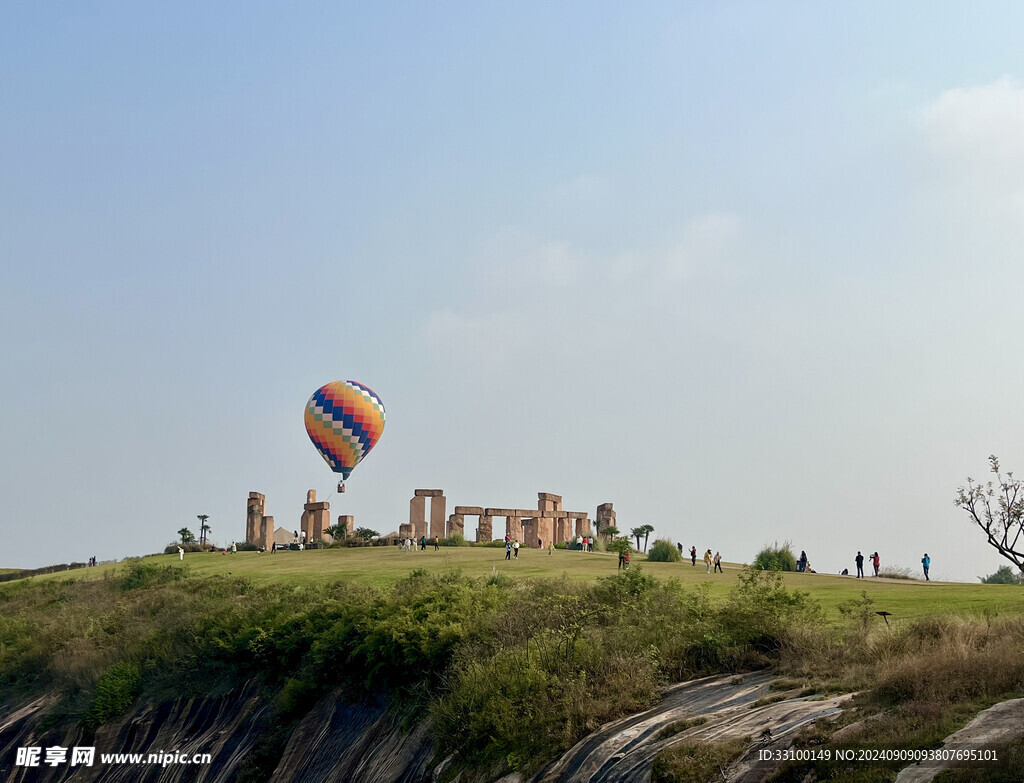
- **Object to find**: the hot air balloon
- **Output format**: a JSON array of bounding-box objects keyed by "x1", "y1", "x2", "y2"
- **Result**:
[{"x1": 304, "y1": 380, "x2": 385, "y2": 493}]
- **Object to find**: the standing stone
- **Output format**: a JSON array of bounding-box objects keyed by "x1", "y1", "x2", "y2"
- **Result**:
[
  {"x1": 506, "y1": 516, "x2": 523, "y2": 542},
  {"x1": 305, "y1": 501, "x2": 330, "y2": 542},
  {"x1": 575, "y1": 517, "x2": 592, "y2": 537},
  {"x1": 536, "y1": 517, "x2": 554, "y2": 549},
  {"x1": 259, "y1": 515, "x2": 274, "y2": 550},
  {"x1": 399, "y1": 523, "x2": 413, "y2": 538},
  {"x1": 477, "y1": 515, "x2": 493, "y2": 543},
  {"x1": 337, "y1": 515, "x2": 355, "y2": 537},
  {"x1": 448, "y1": 514, "x2": 465, "y2": 538},
  {"x1": 410, "y1": 496, "x2": 426, "y2": 538},
  {"x1": 430, "y1": 495, "x2": 447, "y2": 539},
  {"x1": 246, "y1": 493, "x2": 266, "y2": 545},
  {"x1": 522, "y1": 519, "x2": 536, "y2": 548}
]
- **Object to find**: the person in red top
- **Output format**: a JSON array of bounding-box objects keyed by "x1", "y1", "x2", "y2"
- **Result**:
[
  {"x1": 872, "y1": 552, "x2": 880, "y2": 577},
  {"x1": 690, "y1": 546, "x2": 697, "y2": 566}
]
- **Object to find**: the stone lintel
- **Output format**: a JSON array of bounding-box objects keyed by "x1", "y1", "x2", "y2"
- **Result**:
[
  {"x1": 485, "y1": 508, "x2": 539, "y2": 517},
  {"x1": 304, "y1": 501, "x2": 330, "y2": 511},
  {"x1": 414, "y1": 489, "x2": 445, "y2": 497},
  {"x1": 537, "y1": 492, "x2": 562, "y2": 502},
  {"x1": 248, "y1": 492, "x2": 265, "y2": 500},
  {"x1": 454, "y1": 506, "x2": 484, "y2": 515}
]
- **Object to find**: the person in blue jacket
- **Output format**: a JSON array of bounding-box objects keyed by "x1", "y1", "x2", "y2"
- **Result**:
[{"x1": 921, "y1": 553, "x2": 930, "y2": 581}]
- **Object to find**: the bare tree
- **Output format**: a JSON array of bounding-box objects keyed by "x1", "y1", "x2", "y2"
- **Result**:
[{"x1": 955, "y1": 455, "x2": 1024, "y2": 574}]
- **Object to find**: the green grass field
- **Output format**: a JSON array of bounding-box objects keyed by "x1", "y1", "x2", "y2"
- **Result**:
[{"x1": 19, "y1": 545, "x2": 1024, "y2": 622}]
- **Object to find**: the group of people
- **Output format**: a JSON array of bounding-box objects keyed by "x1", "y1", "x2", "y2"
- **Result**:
[
  {"x1": 676, "y1": 543, "x2": 724, "y2": 573},
  {"x1": 399, "y1": 535, "x2": 440, "y2": 552},
  {"x1": 825, "y1": 550, "x2": 932, "y2": 580},
  {"x1": 854, "y1": 551, "x2": 882, "y2": 578}
]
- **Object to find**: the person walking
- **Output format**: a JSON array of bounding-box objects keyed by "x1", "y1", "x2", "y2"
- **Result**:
[
  {"x1": 690, "y1": 546, "x2": 697, "y2": 566},
  {"x1": 798, "y1": 551, "x2": 808, "y2": 572},
  {"x1": 623, "y1": 549, "x2": 631, "y2": 570},
  {"x1": 548, "y1": 541, "x2": 554, "y2": 556},
  {"x1": 420, "y1": 535, "x2": 426, "y2": 551},
  {"x1": 713, "y1": 551, "x2": 722, "y2": 573},
  {"x1": 677, "y1": 542, "x2": 684, "y2": 556},
  {"x1": 231, "y1": 542, "x2": 237, "y2": 554},
  {"x1": 434, "y1": 535, "x2": 440, "y2": 551},
  {"x1": 922, "y1": 553, "x2": 930, "y2": 581},
  {"x1": 872, "y1": 551, "x2": 880, "y2": 577},
  {"x1": 513, "y1": 540, "x2": 520, "y2": 559},
  {"x1": 855, "y1": 551, "x2": 865, "y2": 578},
  {"x1": 704, "y1": 549, "x2": 713, "y2": 573},
  {"x1": 618, "y1": 548, "x2": 625, "y2": 570},
  {"x1": 178, "y1": 546, "x2": 184, "y2": 561},
  {"x1": 505, "y1": 541, "x2": 512, "y2": 560}
]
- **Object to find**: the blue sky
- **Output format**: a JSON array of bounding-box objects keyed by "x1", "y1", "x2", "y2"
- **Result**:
[{"x1": 3, "y1": 2, "x2": 1024, "y2": 581}]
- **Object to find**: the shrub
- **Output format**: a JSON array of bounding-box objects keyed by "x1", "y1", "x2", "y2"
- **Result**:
[
  {"x1": 439, "y1": 533, "x2": 466, "y2": 547},
  {"x1": 647, "y1": 539, "x2": 682, "y2": 562},
  {"x1": 753, "y1": 541, "x2": 797, "y2": 571},
  {"x1": 85, "y1": 661, "x2": 141, "y2": 728},
  {"x1": 980, "y1": 565, "x2": 1024, "y2": 584}
]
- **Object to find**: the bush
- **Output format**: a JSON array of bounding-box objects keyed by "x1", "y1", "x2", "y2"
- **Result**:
[
  {"x1": 162, "y1": 542, "x2": 214, "y2": 554},
  {"x1": 753, "y1": 541, "x2": 797, "y2": 571},
  {"x1": 85, "y1": 662, "x2": 141, "y2": 728},
  {"x1": 647, "y1": 539, "x2": 682, "y2": 562},
  {"x1": 980, "y1": 565, "x2": 1024, "y2": 584},
  {"x1": 439, "y1": 533, "x2": 467, "y2": 547}
]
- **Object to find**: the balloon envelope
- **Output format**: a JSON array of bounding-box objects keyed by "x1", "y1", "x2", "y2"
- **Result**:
[{"x1": 304, "y1": 380, "x2": 386, "y2": 480}]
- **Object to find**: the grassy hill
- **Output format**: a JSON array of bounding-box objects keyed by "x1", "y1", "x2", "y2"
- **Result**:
[
  {"x1": 23, "y1": 545, "x2": 1024, "y2": 622},
  {"x1": 3, "y1": 547, "x2": 1024, "y2": 781}
]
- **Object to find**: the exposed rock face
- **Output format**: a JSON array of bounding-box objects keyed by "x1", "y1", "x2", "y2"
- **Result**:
[
  {"x1": 271, "y1": 693, "x2": 434, "y2": 783},
  {"x1": 1, "y1": 682, "x2": 272, "y2": 782},
  {"x1": 894, "y1": 697, "x2": 1024, "y2": 783},
  {"x1": 530, "y1": 672, "x2": 851, "y2": 783}
]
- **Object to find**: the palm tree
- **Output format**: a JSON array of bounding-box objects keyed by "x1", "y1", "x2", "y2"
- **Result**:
[
  {"x1": 631, "y1": 526, "x2": 646, "y2": 550},
  {"x1": 641, "y1": 524, "x2": 655, "y2": 552},
  {"x1": 197, "y1": 515, "x2": 210, "y2": 546},
  {"x1": 178, "y1": 527, "x2": 196, "y2": 544}
]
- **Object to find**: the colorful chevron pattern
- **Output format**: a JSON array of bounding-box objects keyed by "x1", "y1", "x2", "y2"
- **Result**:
[{"x1": 304, "y1": 380, "x2": 386, "y2": 480}]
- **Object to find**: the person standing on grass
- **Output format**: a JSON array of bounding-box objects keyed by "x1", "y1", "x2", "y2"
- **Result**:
[
  {"x1": 434, "y1": 535, "x2": 439, "y2": 551},
  {"x1": 855, "y1": 551, "x2": 865, "y2": 578},
  {"x1": 505, "y1": 540, "x2": 512, "y2": 560},
  {"x1": 623, "y1": 549, "x2": 631, "y2": 570},
  {"x1": 677, "y1": 542, "x2": 684, "y2": 556},
  {"x1": 797, "y1": 551, "x2": 808, "y2": 572},
  {"x1": 713, "y1": 551, "x2": 722, "y2": 573},
  {"x1": 704, "y1": 549, "x2": 713, "y2": 573},
  {"x1": 420, "y1": 535, "x2": 426, "y2": 551},
  {"x1": 178, "y1": 546, "x2": 184, "y2": 561},
  {"x1": 872, "y1": 552, "x2": 880, "y2": 577},
  {"x1": 922, "y1": 553, "x2": 930, "y2": 581},
  {"x1": 548, "y1": 541, "x2": 554, "y2": 556},
  {"x1": 690, "y1": 546, "x2": 697, "y2": 566},
  {"x1": 513, "y1": 540, "x2": 520, "y2": 559},
  {"x1": 618, "y1": 549, "x2": 625, "y2": 570}
]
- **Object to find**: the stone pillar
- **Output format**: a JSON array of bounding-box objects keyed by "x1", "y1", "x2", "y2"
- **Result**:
[
  {"x1": 596, "y1": 503, "x2": 616, "y2": 534},
  {"x1": 538, "y1": 492, "x2": 562, "y2": 513},
  {"x1": 259, "y1": 515, "x2": 274, "y2": 550},
  {"x1": 410, "y1": 496, "x2": 426, "y2": 537},
  {"x1": 536, "y1": 517, "x2": 554, "y2": 548},
  {"x1": 477, "y1": 515, "x2": 493, "y2": 543},
  {"x1": 246, "y1": 492, "x2": 265, "y2": 544},
  {"x1": 522, "y1": 519, "x2": 536, "y2": 547},
  {"x1": 575, "y1": 517, "x2": 592, "y2": 537},
  {"x1": 448, "y1": 513, "x2": 465, "y2": 538},
  {"x1": 399, "y1": 523, "x2": 413, "y2": 538},
  {"x1": 305, "y1": 501, "x2": 330, "y2": 541},
  {"x1": 430, "y1": 495, "x2": 447, "y2": 539},
  {"x1": 555, "y1": 517, "x2": 571, "y2": 544},
  {"x1": 506, "y1": 516, "x2": 523, "y2": 542},
  {"x1": 337, "y1": 515, "x2": 355, "y2": 537}
]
